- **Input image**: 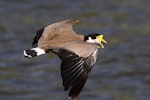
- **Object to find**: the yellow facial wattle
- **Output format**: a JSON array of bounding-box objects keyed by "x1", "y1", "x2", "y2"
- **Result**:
[{"x1": 96, "y1": 35, "x2": 107, "y2": 48}]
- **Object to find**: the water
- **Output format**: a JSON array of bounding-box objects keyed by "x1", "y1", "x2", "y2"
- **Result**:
[{"x1": 0, "y1": 0, "x2": 150, "y2": 100}]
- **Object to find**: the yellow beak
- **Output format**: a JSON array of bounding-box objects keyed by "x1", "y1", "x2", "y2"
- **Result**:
[{"x1": 96, "y1": 35, "x2": 107, "y2": 48}]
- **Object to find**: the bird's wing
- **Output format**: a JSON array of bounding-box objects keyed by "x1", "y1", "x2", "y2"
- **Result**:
[
  {"x1": 52, "y1": 42, "x2": 98, "y2": 99},
  {"x1": 32, "y1": 19, "x2": 82, "y2": 49},
  {"x1": 32, "y1": 28, "x2": 44, "y2": 47}
]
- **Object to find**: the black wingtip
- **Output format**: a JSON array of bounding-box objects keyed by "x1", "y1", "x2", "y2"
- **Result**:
[
  {"x1": 68, "y1": 72, "x2": 88, "y2": 99},
  {"x1": 68, "y1": 96, "x2": 77, "y2": 100},
  {"x1": 32, "y1": 28, "x2": 44, "y2": 47}
]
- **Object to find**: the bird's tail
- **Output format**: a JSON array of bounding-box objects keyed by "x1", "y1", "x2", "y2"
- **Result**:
[{"x1": 24, "y1": 47, "x2": 46, "y2": 58}]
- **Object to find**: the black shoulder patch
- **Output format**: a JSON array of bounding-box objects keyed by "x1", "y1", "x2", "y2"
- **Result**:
[{"x1": 32, "y1": 28, "x2": 44, "y2": 47}]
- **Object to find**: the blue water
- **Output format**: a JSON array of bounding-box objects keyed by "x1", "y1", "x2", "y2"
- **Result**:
[{"x1": 0, "y1": 0, "x2": 150, "y2": 100}]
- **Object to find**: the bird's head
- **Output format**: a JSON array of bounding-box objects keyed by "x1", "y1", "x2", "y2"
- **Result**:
[{"x1": 84, "y1": 33, "x2": 107, "y2": 48}]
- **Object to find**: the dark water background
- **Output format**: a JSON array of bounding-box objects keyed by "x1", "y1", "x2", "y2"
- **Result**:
[{"x1": 0, "y1": 0, "x2": 150, "y2": 100}]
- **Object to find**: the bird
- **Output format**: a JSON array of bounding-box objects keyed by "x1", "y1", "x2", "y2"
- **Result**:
[{"x1": 24, "y1": 19, "x2": 107, "y2": 100}]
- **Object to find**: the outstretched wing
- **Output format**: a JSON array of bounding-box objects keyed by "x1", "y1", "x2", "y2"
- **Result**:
[
  {"x1": 31, "y1": 20, "x2": 83, "y2": 50},
  {"x1": 52, "y1": 47, "x2": 97, "y2": 99}
]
